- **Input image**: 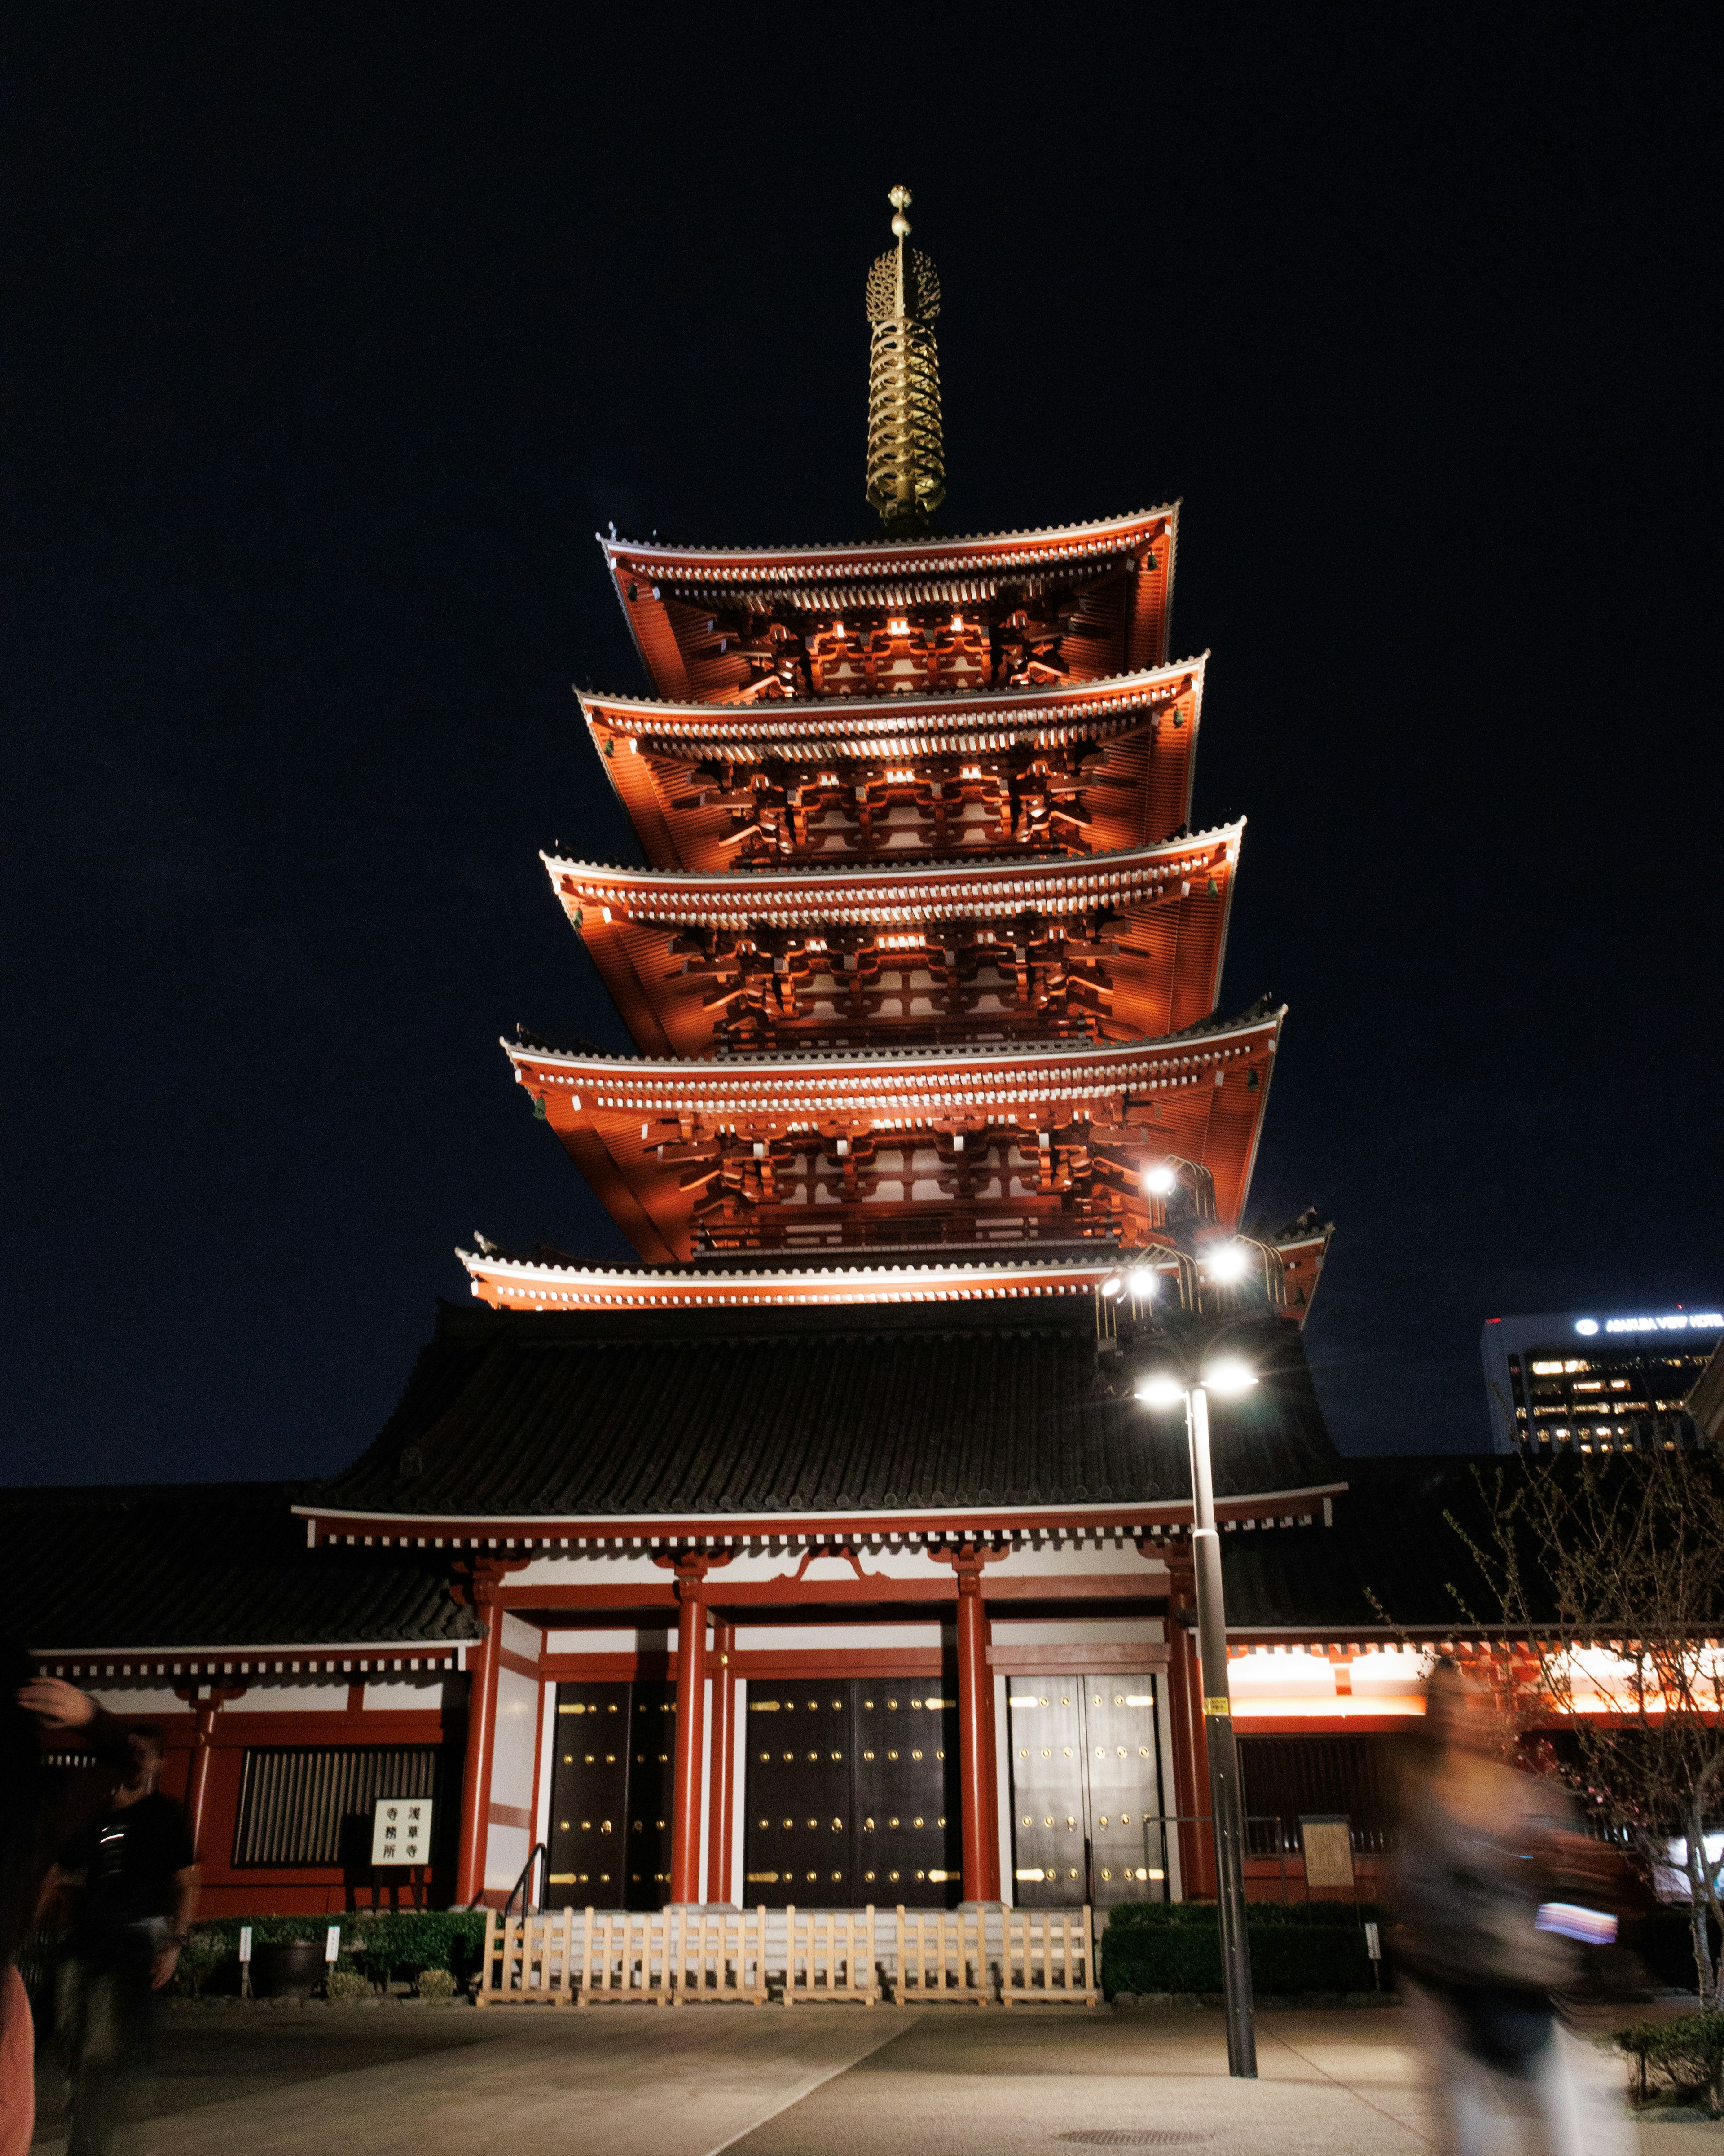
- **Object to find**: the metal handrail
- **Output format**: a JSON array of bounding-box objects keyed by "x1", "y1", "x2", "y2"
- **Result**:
[{"x1": 468, "y1": 1840, "x2": 548, "y2": 1918}]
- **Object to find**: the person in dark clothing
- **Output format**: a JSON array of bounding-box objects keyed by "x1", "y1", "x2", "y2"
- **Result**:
[
  {"x1": 52, "y1": 1726, "x2": 200, "y2": 2156},
  {"x1": 1, "y1": 1654, "x2": 132, "y2": 2156}
]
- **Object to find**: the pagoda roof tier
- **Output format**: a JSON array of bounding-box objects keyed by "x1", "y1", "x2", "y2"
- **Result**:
[
  {"x1": 545, "y1": 825, "x2": 1241, "y2": 1058},
  {"x1": 600, "y1": 507, "x2": 1179, "y2": 703},
  {"x1": 458, "y1": 1237, "x2": 1320, "y2": 1327},
  {"x1": 579, "y1": 658, "x2": 1206, "y2": 871},
  {"x1": 461, "y1": 1246, "x2": 1143, "y2": 1313},
  {"x1": 505, "y1": 1002, "x2": 1282, "y2": 1263}
]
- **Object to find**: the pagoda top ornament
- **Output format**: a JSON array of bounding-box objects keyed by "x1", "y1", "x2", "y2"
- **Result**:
[{"x1": 865, "y1": 185, "x2": 946, "y2": 532}]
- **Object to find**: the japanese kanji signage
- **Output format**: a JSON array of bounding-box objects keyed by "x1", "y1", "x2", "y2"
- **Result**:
[{"x1": 370, "y1": 1797, "x2": 434, "y2": 1866}]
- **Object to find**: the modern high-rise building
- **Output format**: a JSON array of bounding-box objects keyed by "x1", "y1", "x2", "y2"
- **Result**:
[{"x1": 1481, "y1": 1307, "x2": 1724, "y2": 1454}]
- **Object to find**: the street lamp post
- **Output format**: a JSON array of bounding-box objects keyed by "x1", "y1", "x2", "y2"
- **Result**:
[
  {"x1": 1104, "y1": 1270, "x2": 1259, "y2": 2081},
  {"x1": 1180, "y1": 1376, "x2": 1257, "y2": 2080}
]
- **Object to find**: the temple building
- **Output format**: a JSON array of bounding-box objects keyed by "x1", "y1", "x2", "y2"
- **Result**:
[{"x1": 25, "y1": 193, "x2": 1473, "y2": 1920}]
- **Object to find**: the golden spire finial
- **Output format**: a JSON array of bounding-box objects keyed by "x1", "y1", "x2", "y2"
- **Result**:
[{"x1": 866, "y1": 185, "x2": 945, "y2": 530}]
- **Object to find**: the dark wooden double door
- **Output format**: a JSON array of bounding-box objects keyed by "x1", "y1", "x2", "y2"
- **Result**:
[
  {"x1": 545, "y1": 1680, "x2": 676, "y2": 1910},
  {"x1": 743, "y1": 1680, "x2": 962, "y2": 1908},
  {"x1": 1007, "y1": 1675, "x2": 1165, "y2": 1907}
]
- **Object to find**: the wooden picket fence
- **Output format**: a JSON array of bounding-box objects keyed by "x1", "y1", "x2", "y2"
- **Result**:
[
  {"x1": 476, "y1": 1902, "x2": 1097, "y2": 2009},
  {"x1": 1000, "y1": 1907, "x2": 1099, "y2": 2007},
  {"x1": 782, "y1": 1905, "x2": 879, "y2": 2005},
  {"x1": 893, "y1": 1904, "x2": 993, "y2": 2005},
  {"x1": 673, "y1": 1906, "x2": 772, "y2": 2005}
]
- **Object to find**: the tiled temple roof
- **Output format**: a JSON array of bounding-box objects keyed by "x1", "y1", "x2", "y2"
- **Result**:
[
  {"x1": 15, "y1": 1482, "x2": 479, "y2": 1654},
  {"x1": 315, "y1": 1299, "x2": 1344, "y2": 1523}
]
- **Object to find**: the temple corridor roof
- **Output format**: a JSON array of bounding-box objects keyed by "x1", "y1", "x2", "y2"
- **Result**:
[{"x1": 16, "y1": 1481, "x2": 479, "y2": 1656}]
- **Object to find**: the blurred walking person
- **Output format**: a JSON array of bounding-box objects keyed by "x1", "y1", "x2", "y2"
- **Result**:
[
  {"x1": 1390, "y1": 1658, "x2": 1630, "y2": 2156},
  {"x1": 1, "y1": 1653, "x2": 132, "y2": 2156},
  {"x1": 50, "y1": 1724, "x2": 199, "y2": 2156}
]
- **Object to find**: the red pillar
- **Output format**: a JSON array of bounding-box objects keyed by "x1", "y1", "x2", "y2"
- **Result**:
[
  {"x1": 706, "y1": 1623, "x2": 736, "y2": 1905},
  {"x1": 1165, "y1": 1557, "x2": 1217, "y2": 1899},
  {"x1": 955, "y1": 1554, "x2": 999, "y2": 1901},
  {"x1": 669, "y1": 1560, "x2": 709, "y2": 1905},
  {"x1": 454, "y1": 1577, "x2": 503, "y2": 1908}
]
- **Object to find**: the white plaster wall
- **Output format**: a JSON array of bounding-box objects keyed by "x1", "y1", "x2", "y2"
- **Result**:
[
  {"x1": 500, "y1": 1612, "x2": 540, "y2": 1660},
  {"x1": 991, "y1": 1618, "x2": 1165, "y2": 1647},
  {"x1": 84, "y1": 1686, "x2": 193, "y2": 1717},
  {"x1": 485, "y1": 1822, "x2": 531, "y2": 1895},
  {"x1": 515, "y1": 1540, "x2": 1170, "y2": 1591},
  {"x1": 735, "y1": 1623, "x2": 946, "y2": 1652},
  {"x1": 542, "y1": 1627, "x2": 671, "y2": 1656},
  {"x1": 490, "y1": 1664, "x2": 538, "y2": 1818},
  {"x1": 361, "y1": 1676, "x2": 448, "y2": 1711}
]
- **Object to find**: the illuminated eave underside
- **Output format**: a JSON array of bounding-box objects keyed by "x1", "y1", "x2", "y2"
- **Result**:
[
  {"x1": 505, "y1": 1007, "x2": 1282, "y2": 1262},
  {"x1": 581, "y1": 661, "x2": 1206, "y2": 873},
  {"x1": 578, "y1": 657, "x2": 1203, "y2": 757},
  {"x1": 601, "y1": 507, "x2": 1180, "y2": 700},
  {"x1": 459, "y1": 1248, "x2": 1159, "y2": 1313},
  {"x1": 545, "y1": 826, "x2": 1243, "y2": 1060}
]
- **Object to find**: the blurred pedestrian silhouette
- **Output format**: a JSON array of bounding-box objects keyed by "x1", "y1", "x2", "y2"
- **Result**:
[
  {"x1": 1, "y1": 1652, "x2": 132, "y2": 2156},
  {"x1": 50, "y1": 1725, "x2": 199, "y2": 2156},
  {"x1": 1391, "y1": 1658, "x2": 1631, "y2": 2156}
]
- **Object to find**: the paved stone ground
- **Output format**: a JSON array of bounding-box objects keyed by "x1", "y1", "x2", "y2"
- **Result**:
[{"x1": 28, "y1": 2000, "x2": 1676, "y2": 2155}]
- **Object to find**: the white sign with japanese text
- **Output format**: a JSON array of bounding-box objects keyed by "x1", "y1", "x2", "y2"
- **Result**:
[{"x1": 370, "y1": 1797, "x2": 434, "y2": 1866}]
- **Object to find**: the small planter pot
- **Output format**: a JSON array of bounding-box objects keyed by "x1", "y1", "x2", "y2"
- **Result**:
[{"x1": 252, "y1": 1940, "x2": 327, "y2": 1999}]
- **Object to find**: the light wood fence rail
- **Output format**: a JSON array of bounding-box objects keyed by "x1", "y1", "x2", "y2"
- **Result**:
[
  {"x1": 476, "y1": 1903, "x2": 1099, "y2": 2008},
  {"x1": 1000, "y1": 1907, "x2": 1099, "y2": 2006}
]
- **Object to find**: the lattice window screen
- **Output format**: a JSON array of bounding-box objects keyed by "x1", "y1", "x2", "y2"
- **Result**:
[{"x1": 232, "y1": 1746, "x2": 440, "y2": 1867}]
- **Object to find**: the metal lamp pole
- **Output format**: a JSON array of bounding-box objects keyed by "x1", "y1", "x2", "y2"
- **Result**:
[{"x1": 1183, "y1": 1380, "x2": 1257, "y2": 2078}]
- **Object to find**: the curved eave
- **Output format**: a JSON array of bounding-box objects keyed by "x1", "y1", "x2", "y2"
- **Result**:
[
  {"x1": 294, "y1": 1486, "x2": 1347, "y2": 1550},
  {"x1": 548, "y1": 826, "x2": 1244, "y2": 1062},
  {"x1": 505, "y1": 1009, "x2": 1282, "y2": 1260},
  {"x1": 578, "y1": 655, "x2": 1204, "y2": 747},
  {"x1": 581, "y1": 660, "x2": 1206, "y2": 872},
  {"x1": 600, "y1": 504, "x2": 1179, "y2": 582},
  {"x1": 458, "y1": 1248, "x2": 1164, "y2": 1314},
  {"x1": 601, "y1": 511, "x2": 1180, "y2": 707}
]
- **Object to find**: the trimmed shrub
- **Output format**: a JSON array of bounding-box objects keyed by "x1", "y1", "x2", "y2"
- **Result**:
[
  {"x1": 325, "y1": 1967, "x2": 369, "y2": 2004},
  {"x1": 1099, "y1": 1901, "x2": 1385, "y2": 1999},
  {"x1": 415, "y1": 1967, "x2": 457, "y2": 2000}
]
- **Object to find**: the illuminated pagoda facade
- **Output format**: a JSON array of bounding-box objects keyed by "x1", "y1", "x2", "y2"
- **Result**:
[{"x1": 33, "y1": 197, "x2": 1432, "y2": 1933}]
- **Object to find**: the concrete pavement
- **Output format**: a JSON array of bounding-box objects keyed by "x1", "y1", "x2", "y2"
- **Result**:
[{"x1": 30, "y1": 2000, "x2": 1671, "y2": 2155}]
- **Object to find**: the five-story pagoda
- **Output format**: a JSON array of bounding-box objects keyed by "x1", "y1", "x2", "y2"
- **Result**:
[{"x1": 465, "y1": 191, "x2": 1328, "y2": 1323}]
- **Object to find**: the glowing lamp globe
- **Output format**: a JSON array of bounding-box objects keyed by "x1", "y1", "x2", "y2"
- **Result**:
[
  {"x1": 1134, "y1": 1373, "x2": 1185, "y2": 1410},
  {"x1": 1203, "y1": 1357, "x2": 1257, "y2": 1397},
  {"x1": 1141, "y1": 1164, "x2": 1178, "y2": 1196},
  {"x1": 1206, "y1": 1243, "x2": 1248, "y2": 1282}
]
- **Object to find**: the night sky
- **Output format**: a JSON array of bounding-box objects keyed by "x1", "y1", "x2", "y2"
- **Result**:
[{"x1": 6, "y1": 8, "x2": 1721, "y2": 1486}]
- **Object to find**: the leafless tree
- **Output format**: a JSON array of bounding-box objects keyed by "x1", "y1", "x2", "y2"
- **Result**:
[{"x1": 1453, "y1": 1453, "x2": 1724, "y2": 2003}]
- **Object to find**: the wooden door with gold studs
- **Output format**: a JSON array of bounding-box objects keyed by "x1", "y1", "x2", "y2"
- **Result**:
[
  {"x1": 741, "y1": 1681, "x2": 961, "y2": 1908},
  {"x1": 545, "y1": 1682, "x2": 630, "y2": 1909},
  {"x1": 854, "y1": 1687, "x2": 960, "y2": 1907},
  {"x1": 743, "y1": 1685, "x2": 854, "y2": 1906},
  {"x1": 1007, "y1": 1675, "x2": 1165, "y2": 1907},
  {"x1": 624, "y1": 1681, "x2": 676, "y2": 1909},
  {"x1": 1081, "y1": 1681, "x2": 1165, "y2": 1904}
]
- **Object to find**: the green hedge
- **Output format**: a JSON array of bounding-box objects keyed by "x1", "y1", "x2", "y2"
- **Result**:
[
  {"x1": 1099, "y1": 1901, "x2": 1386, "y2": 1998},
  {"x1": 181, "y1": 1911, "x2": 488, "y2": 1993}
]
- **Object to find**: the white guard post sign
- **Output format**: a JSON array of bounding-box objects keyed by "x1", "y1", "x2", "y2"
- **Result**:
[{"x1": 372, "y1": 1797, "x2": 434, "y2": 1866}]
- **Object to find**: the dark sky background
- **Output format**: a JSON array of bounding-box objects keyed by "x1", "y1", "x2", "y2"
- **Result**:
[{"x1": 5, "y1": 6, "x2": 1721, "y2": 1486}]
